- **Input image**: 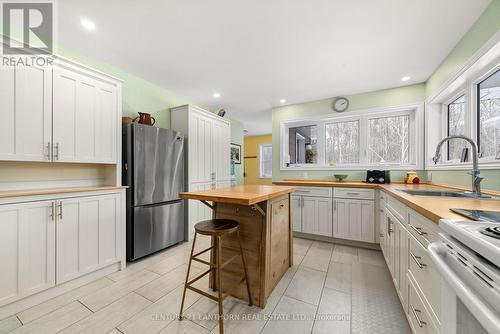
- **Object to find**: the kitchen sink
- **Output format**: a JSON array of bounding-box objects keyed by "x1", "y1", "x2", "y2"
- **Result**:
[{"x1": 400, "y1": 189, "x2": 494, "y2": 199}]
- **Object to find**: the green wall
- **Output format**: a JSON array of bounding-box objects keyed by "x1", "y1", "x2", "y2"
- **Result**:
[
  {"x1": 271, "y1": 0, "x2": 500, "y2": 192},
  {"x1": 271, "y1": 84, "x2": 426, "y2": 182},
  {"x1": 230, "y1": 119, "x2": 244, "y2": 185},
  {"x1": 424, "y1": 0, "x2": 500, "y2": 191},
  {"x1": 58, "y1": 46, "x2": 195, "y2": 129},
  {"x1": 426, "y1": 0, "x2": 500, "y2": 97},
  {"x1": 58, "y1": 47, "x2": 244, "y2": 185}
]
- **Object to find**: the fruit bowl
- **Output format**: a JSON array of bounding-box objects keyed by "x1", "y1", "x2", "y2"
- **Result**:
[{"x1": 334, "y1": 174, "x2": 348, "y2": 182}]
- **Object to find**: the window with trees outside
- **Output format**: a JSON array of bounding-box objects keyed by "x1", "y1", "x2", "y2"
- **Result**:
[
  {"x1": 478, "y1": 69, "x2": 500, "y2": 160},
  {"x1": 368, "y1": 115, "x2": 410, "y2": 164},
  {"x1": 259, "y1": 144, "x2": 272, "y2": 178},
  {"x1": 281, "y1": 106, "x2": 421, "y2": 169},
  {"x1": 447, "y1": 95, "x2": 466, "y2": 161},
  {"x1": 325, "y1": 120, "x2": 359, "y2": 164}
]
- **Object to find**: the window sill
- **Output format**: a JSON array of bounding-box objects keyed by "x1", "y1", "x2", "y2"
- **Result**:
[
  {"x1": 426, "y1": 160, "x2": 500, "y2": 170},
  {"x1": 280, "y1": 164, "x2": 421, "y2": 171}
]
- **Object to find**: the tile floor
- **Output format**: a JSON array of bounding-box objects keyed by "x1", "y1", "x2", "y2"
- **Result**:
[{"x1": 0, "y1": 237, "x2": 411, "y2": 334}]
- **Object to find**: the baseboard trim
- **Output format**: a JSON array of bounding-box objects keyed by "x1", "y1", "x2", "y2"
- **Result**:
[{"x1": 293, "y1": 232, "x2": 381, "y2": 250}]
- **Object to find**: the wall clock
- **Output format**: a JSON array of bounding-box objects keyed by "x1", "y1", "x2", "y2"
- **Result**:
[{"x1": 333, "y1": 97, "x2": 349, "y2": 112}]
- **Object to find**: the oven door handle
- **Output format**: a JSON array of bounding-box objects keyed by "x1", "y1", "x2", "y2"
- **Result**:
[{"x1": 427, "y1": 242, "x2": 500, "y2": 334}]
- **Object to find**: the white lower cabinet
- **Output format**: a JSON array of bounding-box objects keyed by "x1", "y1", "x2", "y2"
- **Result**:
[
  {"x1": 302, "y1": 196, "x2": 333, "y2": 237},
  {"x1": 56, "y1": 194, "x2": 121, "y2": 284},
  {"x1": 0, "y1": 192, "x2": 123, "y2": 307},
  {"x1": 379, "y1": 191, "x2": 441, "y2": 333},
  {"x1": 292, "y1": 195, "x2": 332, "y2": 237},
  {"x1": 333, "y1": 198, "x2": 374, "y2": 242},
  {"x1": 0, "y1": 201, "x2": 56, "y2": 307}
]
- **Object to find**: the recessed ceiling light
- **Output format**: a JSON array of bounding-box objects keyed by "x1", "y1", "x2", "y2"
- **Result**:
[
  {"x1": 80, "y1": 18, "x2": 96, "y2": 31},
  {"x1": 213, "y1": 92, "x2": 221, "y2": 98},
  {"x1": 280, "y1": 99, "x2": 287, "y2": 103},
  {"x1": 401, "y1": 76, "x2": 411, "y2": 82}
]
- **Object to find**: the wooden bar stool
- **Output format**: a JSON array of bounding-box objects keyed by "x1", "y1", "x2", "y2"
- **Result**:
[{"x1": 179, "y1": 219, "x2": 252, "y2": 334}]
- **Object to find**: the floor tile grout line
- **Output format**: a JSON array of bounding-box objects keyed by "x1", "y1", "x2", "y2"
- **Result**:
[
  {"x1": 15, "y1": 314, "x2": 23, "y2": 326},
  {"x1": 77, "y1": 299, "x2": 95, "y2": 314}
]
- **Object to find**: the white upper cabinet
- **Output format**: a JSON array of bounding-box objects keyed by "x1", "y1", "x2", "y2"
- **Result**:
[
  {"x1": 53, "y1": 62, "x2": 119, "y2": 163},
  {"x1": 0, "y1": 58, "x2": 121, "y2": 164},
  {"x1": 0, "y1": 66, "x2": 52, "y2": 161},
  {"x1": 0, "y1": 200, "x2": 55, "y2": 307}
]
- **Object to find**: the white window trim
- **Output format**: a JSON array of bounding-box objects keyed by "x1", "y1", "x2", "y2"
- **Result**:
[
  {"x1": 259, "y1": 143, "x2": 272, "y2": 179},
  {"x1": 279, "y1": 103, "x2": 424, "y2": 171},
  {"x1": 426, "y1": 32, "x2": 500, "y2": 170}
]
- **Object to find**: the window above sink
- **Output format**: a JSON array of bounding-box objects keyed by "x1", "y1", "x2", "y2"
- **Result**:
[{"x1": 280, "y1": 104, "x2": 424, "y2": 170}]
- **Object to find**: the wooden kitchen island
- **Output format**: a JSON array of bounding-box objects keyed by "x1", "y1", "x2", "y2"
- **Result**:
[{"x1": 179, "y1": 185, "x2": 295, "y2": 308}]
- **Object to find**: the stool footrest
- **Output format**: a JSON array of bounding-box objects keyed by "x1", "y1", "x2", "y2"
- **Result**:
[
  {"x1": 192, "y1": 257, "x2": 214, "y2": 267},
  {"x1": 186, "y1": 268, "x2": 214, "y2": 286},
  {"x1": 186, "y1": 285, "x2": 219, "y2": 302},
  {"x1": 192, "y1": 246, "x2": 214, "y2": 258}
]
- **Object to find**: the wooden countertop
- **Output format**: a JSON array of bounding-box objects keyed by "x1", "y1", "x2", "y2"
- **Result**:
[
  {"x1": 274, "y1": 179, "x2": 500, "y2": 224},
  {"x1": 274, "y1": 179, "x2": 379, "y2": 188},
  {"x1": 179, "y1": 185, "x2": 295, "y2": 206},
  {"x1": 0, "y1": 186, "x2": 128, "y2": 199}
]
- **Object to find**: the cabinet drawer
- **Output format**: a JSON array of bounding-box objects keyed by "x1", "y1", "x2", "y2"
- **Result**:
[
  {"x1": 407, "y1": 209, "x2": 439, "y2": 247},
  {"x1": 408, "y1": 275, "x2": 440, "y2": 334},
  {"x1": 293, "y1": 186, "x2": 332, "y2": 197},
  {"x1": 386, "y1": 194, "x2": 407, "y2": 223},
  {"x1": 408, "y1": 234, "x2": 441, "y2": 322},
  {"x1": 333, "y1": 188, "x2": 374, "y2": 200}
]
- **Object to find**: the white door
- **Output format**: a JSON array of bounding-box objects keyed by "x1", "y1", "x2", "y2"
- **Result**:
[
  {"x1": 301, "y1": 196, "x2": 317, "y2": 234},
  {"x1": 95, "y1": 85, "x2": 118, "y2": 162},
  {"x1": 53, "y1": 65, "x2": 118, "y2": 163},
  {"x1": 291, "y1": 195, "x2": 302, "y2": 232},
  {"x1": 212, "y1": 119, "x2": 231, "y2": 185},
  {"x1": 56, "y1": 194, "x2": 121, "y2": 284},
  {"x1": 187, "y1": 182, "x2": 213, "y2": 238},
  {"x1": 189, "y1": 111, "x2": 213, "y2": 184},
  {"x1": 333, "y1": 199, "x2": 349, "y2": 239},
  {"x1": 316, "y1": 197, "x2": 333, "y2": 237},
  {"x1": 333, "y1": 199, "x2": 374, "y2": 242},
  {"x1": 0, "y1": 66, "x2": 52, "y2": 161},
  {"x1": 0, "y1": 200, "x2": 55, "y2": 307}
]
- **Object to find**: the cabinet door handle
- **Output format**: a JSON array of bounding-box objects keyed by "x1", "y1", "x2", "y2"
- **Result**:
[
  {"x1": 54, "y1": 142, "x2": 60, "y2": 160},
  {"x1": 49, "y1": 202, "x2": 55, "y2": 221},
  {"x1": 409, "y1": 224, "x2": 427, "y2": 236},
  {"x1": 387, "y1": 217, "x2": 393, "y2": 235},
  {"x1": 57, "y1": 201, "x2": 63, "y2": 220},
  {"x1": 46, "y1": 142, "x2": 52, "y2": 160},
  {"x1": 346, "y1": 192, "x2": 360, "y2": 196},
  {"x1": 410, "y1": 251, "x2": 427, "y2": 269},
  {"x1": 410, "y1": 304, "x2": 427, "y2": 328},
  {"x1": 333, "y1": 200, "x2": 336, "y2": 211}
]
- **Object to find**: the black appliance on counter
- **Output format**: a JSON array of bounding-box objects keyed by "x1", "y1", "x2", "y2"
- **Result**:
[{"x1": 366, "y1": 170, "x2": 391, "y2": 184}]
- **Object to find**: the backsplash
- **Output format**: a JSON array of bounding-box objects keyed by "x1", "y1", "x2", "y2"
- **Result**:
[
  {"x1": 428, "y1": 170, "x2": 500, "y2": 192},
  {"x1": 276, "y1": 170, "x2": 427, "y2": 183}
]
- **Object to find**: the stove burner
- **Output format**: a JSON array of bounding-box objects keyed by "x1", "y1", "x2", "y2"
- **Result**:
[{"x1": 481, "y1": 226, "x2": 500, "y2": 239}]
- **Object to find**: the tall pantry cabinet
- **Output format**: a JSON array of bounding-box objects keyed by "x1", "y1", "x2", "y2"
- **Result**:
[{"x1": 171, "y1": 105, "x2": 231, "y2": 238}]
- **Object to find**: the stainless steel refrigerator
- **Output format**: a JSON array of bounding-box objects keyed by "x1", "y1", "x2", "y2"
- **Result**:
[{"x1": 122, "y1": 124, "x2": 185, "y2": 261}]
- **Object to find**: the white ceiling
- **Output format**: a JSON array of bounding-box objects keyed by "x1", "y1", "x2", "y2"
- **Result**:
[{"x1": 58, "y1": 0, "x2": 491, "y2": 135}]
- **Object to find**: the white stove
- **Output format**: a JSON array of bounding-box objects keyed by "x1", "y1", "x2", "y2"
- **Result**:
[
  {"x1": 439, "y1": 219, "x2": 500, "y2": 267},
  {"x1": 428, "y1": 219, "x2": 500, "y2": 334}
]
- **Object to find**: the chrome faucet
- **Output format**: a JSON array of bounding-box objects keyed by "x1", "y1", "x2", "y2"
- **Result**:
[{"x1": 432, "y1": 135, "x2": 484, "y2": 196}]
